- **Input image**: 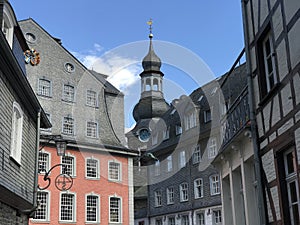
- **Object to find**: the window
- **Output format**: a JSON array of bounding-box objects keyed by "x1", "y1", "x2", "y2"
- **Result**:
[
  {"x1": 38, "y1": 151, "x2": 50, "y2": 173},
  {"x1": 204, "y1": 109, "x2": 211, "y2": 123},
  {"x1": 62, "y1": 116, "x2": 74, "y2": 135},
  {"x1": 181, "y1": 215, "x2": 189, "y2": 225},
  {"x1": 60, "y1": 193, "x2": 75, "y2": 222},
  {"x1": 10, "y1": 102, "x2": 23, "y2": 164},
  {"x1": 210, "y1": 175, "x2": 220, "y2": 195},
  {"x1": 154, "y1": 190, "x2": 162, "y2": 207},
  {"x1": 282, "y1": 148, "x2": 300, "y2": 225},
  {"x1": 156, "y1": 219, "x2": 163, "y2": 225},
  {"x1": 25, "y1": 32, "x2": 36, "y2": 43},
  {"x1": 86, "y1": 194, "x2": 100, "y2": 223},
  {"x1": 214, "y1": 210, "x2": 222, "y2": 224},
  {"x1": 163, "y1": 126, "x2": 170, "y2": 140},
  {"x1": 38, "y1": 78, "x2": 51, "y2": 97},
  {"x1": 196, "y1": 213, "x2": 205, "y2": 225},
  {"x1": 109, "y1": 197, "x2": 121, "y2": 223},
  {"x1": 86, "y1": 158, "x2": 99, "y2": 179},
  {"x1": 168, "y1": 217, "x2": 175, "y2": 225},
  {"x1": 179, "y1": 150, "x2": 186, "y2": 169},
  {"x1": 184, "y1": 111, "x2": 197, "y2": 130},
  {"x1": 86, "y1": 121, "x2": 98, "y2": 138},
  {"x1": 33, "y1": 191, "x2": 50, "y2": 221},
  {"x1": 194, "y1": 178, "x2": 203, "y2": 199},
  {"x1": 154, "y1": 160, "x2": 160, "y2": 176},
  {"x1": 41, "y1": 113, "x2": 51, "y2": 133},
  {"x1": 109, "y1": 161, "x2": 121, "y2": 181},
  {"x1": 192, "y1": 145, "x2": 201, "y2": 164},
  {"x1": 167, "y1": 155, "x2": 173, "y2": 172},
  {"x1": 62, "y1": 155, "x2": 75, "y2": 176},
  {"x1": 138, "y1": 221, "x2": 145, "y2": 225},
  {"x1": 208, "y1": 137, "x2": 217, "y2": 159},
  {"x1": 2, "y1": 14, "x2": 13, "y2": 47},
  {"x1": 64, "y1": 63, "x2": 75, "y2": 73},
  {"x1": 258, "y1": 29, "x2": 277, "y2": 98},
  {"x1": 176, "y1": 125, "x2": 182, "y2": 135},
  {"x1": 167, "y1": 187, "x2": 174, "y2": 204},
  {"x1": 63, "y1": 84, "x2": 75, "y2": 102},
  {"x1": 86, "y1": 90, "x2": 97, "y2": 107},
  {"x1": 180, "y1": 183, "x2": 188, "y2": 202}
]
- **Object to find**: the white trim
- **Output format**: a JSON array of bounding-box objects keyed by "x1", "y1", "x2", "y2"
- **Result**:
[
  {"x1": 85, "y1": 157, "x2": 100, "y2": 179},
  {"x1": 128, "y1": 158, "x2": 134, "y2": 225},
  {"x1": 10, "y1": 102, "x2": 23, "y2": 164},
  {"x1": 109, "y1": 195, "x2": 122, "y2": 223},
  {"x1": 31, "y1": 190, "x2": 51, "y2": 222},
  {"x1": 59, "y1": 191, "x2": 76, "y2": 223},
  {"x1": 85, "y1": 192, "x2": 100, "y2": 223},
  {"x1": 108, "y1": 160, "x2": 122, "y2": 182}
]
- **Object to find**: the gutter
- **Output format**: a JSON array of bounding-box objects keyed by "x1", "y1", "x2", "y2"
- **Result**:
[{"x1": 241, "y1": 0, "x2": 267, "y2": 224}]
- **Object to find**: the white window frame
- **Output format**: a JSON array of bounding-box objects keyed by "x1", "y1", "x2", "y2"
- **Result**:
[
  {"x1": 213, "y1": 210, "x2": 222, "y2": 224},
  {"x1": 283, "y1": 148, "x2": 300, "y2": 224},
  {"x1": 10, "y1": 102, "x2": 23, "y2": 164},
  {"x1": 262, "y1": 32, "x2": 277, "y2": 92},
  {"x1": 168, "y1": 217, "x2": 175, "y2": 225},
  {"x1": 176, "y1": 125, "x2": 182, "y2": 135},
  {"x1": 154, "y1": 160, "x2": 160, "y2": 176},
  {"x1": 166, "y1": 187, "x2": 174, "y2": 205},
  {"x1": 62, "y1": 84, "x2": 75, "y2": 102},
  {"x1": 180, "y1": 183, "x2": 188, "y2": 202},
  {"x1": 86, "y1": 90, "x2": 98, "y2": 107},
  {"x1": 181, "y1": 215, "x2": 189, "y2": 225},
  {"x1": 38, "y1": 78, "x2": 52, "y2": 97},
  {"x1": 59, "y1": 192, "x2": 76, "y2": 223},
  {"x1": 194, "y1": 178, "x2": 203, "y2": 199},
  {"x1": 192, "y1": 145, "x2": 201, "y2": 164},
  {"x1": 156, "y1": 218, "x2": 163, "y2": 225},
  {"x1": 61, "y1": 153, "x2": 76, "y2": 177},
  {"x1": 109, "y1": 195, "x2": 122, "y2": 223},
  {"x1": 2, "y1": 9, "x2": 14, "y2": 48},
  {"x1": 154, "y1": 190, "x2": 162, "y2": 207},
  {"x1": 85, "y1": 193, "x2": 100, "y2": 223},
  {"x1": 86, "y1": 121, "x2": 98, "y2": 138},
  {"x1": 108, "y1": 161, "x2": 121, "y2": 182},
  {"x1": 196, "y1": 212, "x2": 205, "y2": 225},
  {"x1": 167, "y1": 155, "x2": 173, "y2": 172},
  {"x1": 85, "y1": 157, "x2": 100, "y2": 179},
  {"x1": 32, "y1": 190, "x2": 50, "y2": 222},
  {"x1": 208, "y1": 137, "x2": 217, "y2": 159},
  {"x1": 62, "y1": 116, "x2": 75, "y2": 136},
  {"x1": 179, "y1": 150, "x2": 186, "y2": 169},
  {"x1": 204, "y1": 109, "x2": 211, "y2": 123},
  {"x1": 184, "y1": 111, "x2": 197, "y2": 130},
  {"x1": 210, "y1": 175, "x2": 220, "y2": 195},
  {"x1": 38, "y1": 150, "x2": 51, "y2": 174}
]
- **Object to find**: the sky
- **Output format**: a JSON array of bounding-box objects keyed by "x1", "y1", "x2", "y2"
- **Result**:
[{"x1": 11, "y1": 1, "x2": 245, "y2": 129}]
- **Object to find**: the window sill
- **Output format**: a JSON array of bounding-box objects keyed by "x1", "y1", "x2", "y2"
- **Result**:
[
  {"x1": 9, "y1": 156, "x2": 21, "y2": 167},
  {"x1": 258, "y1": 83, "x2": 280, "y2": 107}
]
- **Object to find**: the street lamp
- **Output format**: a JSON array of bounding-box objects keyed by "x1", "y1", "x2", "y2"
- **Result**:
[{"x1": 38, "y1": 135, "x2": 73, "y2": 191}]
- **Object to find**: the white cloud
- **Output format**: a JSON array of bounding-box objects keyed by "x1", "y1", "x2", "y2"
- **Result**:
[{"x1": 72, "y1": 46, "x2": 141, "y2": 92}]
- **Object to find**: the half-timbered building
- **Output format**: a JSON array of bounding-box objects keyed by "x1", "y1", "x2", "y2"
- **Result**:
[{"x1": 241, "y1": 0, "x2": 300, "y2": 224}]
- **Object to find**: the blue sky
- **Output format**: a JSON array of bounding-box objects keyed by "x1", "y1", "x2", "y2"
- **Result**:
[{"x1": 11, "y1": 1, "x2": 245, "y2": 128}]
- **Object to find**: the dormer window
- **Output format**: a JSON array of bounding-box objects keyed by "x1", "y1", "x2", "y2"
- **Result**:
[{"x1": 2, "y1": 11, "x2": 14, "y2": 48}]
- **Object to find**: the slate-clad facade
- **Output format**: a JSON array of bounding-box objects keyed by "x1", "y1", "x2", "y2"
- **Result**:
[
  {"x1": 0, "y1": 1, "x2": 50, "y2": 224},
  {"x1": 19, "y1": 18, "x2": 137, "y2": 225}
]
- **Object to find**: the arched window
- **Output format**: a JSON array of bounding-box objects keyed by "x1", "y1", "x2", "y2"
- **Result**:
[
  {"x1": 153, "y1": 78, "x2": 159, "y2": 91},
  {"x1": 10, "y1": 102, "x2": 23, "y2": 164},
  {"x1": 2, "y1": 5, "x2": 15, "y2": 48},
  {"x1": 145, "y1": 78, "x2": 151, "y2": 91}
]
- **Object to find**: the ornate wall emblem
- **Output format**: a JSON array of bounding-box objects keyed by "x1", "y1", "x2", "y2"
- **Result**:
[{"x1": 24, "y1": 48, "x2": 40, "y2": 66}]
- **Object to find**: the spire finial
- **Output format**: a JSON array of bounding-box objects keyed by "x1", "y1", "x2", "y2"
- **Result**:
[{"x1": 147, "y1": 18, "x2": 153, "y2": 39}]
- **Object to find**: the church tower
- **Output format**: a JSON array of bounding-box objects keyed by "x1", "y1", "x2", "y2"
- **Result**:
[
  {"x1": 133, "y1": 20, "x2": 169, "y2": 123},
  {"x1": 128, "y1": 19, "x2": 169, "y2": 145}
]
